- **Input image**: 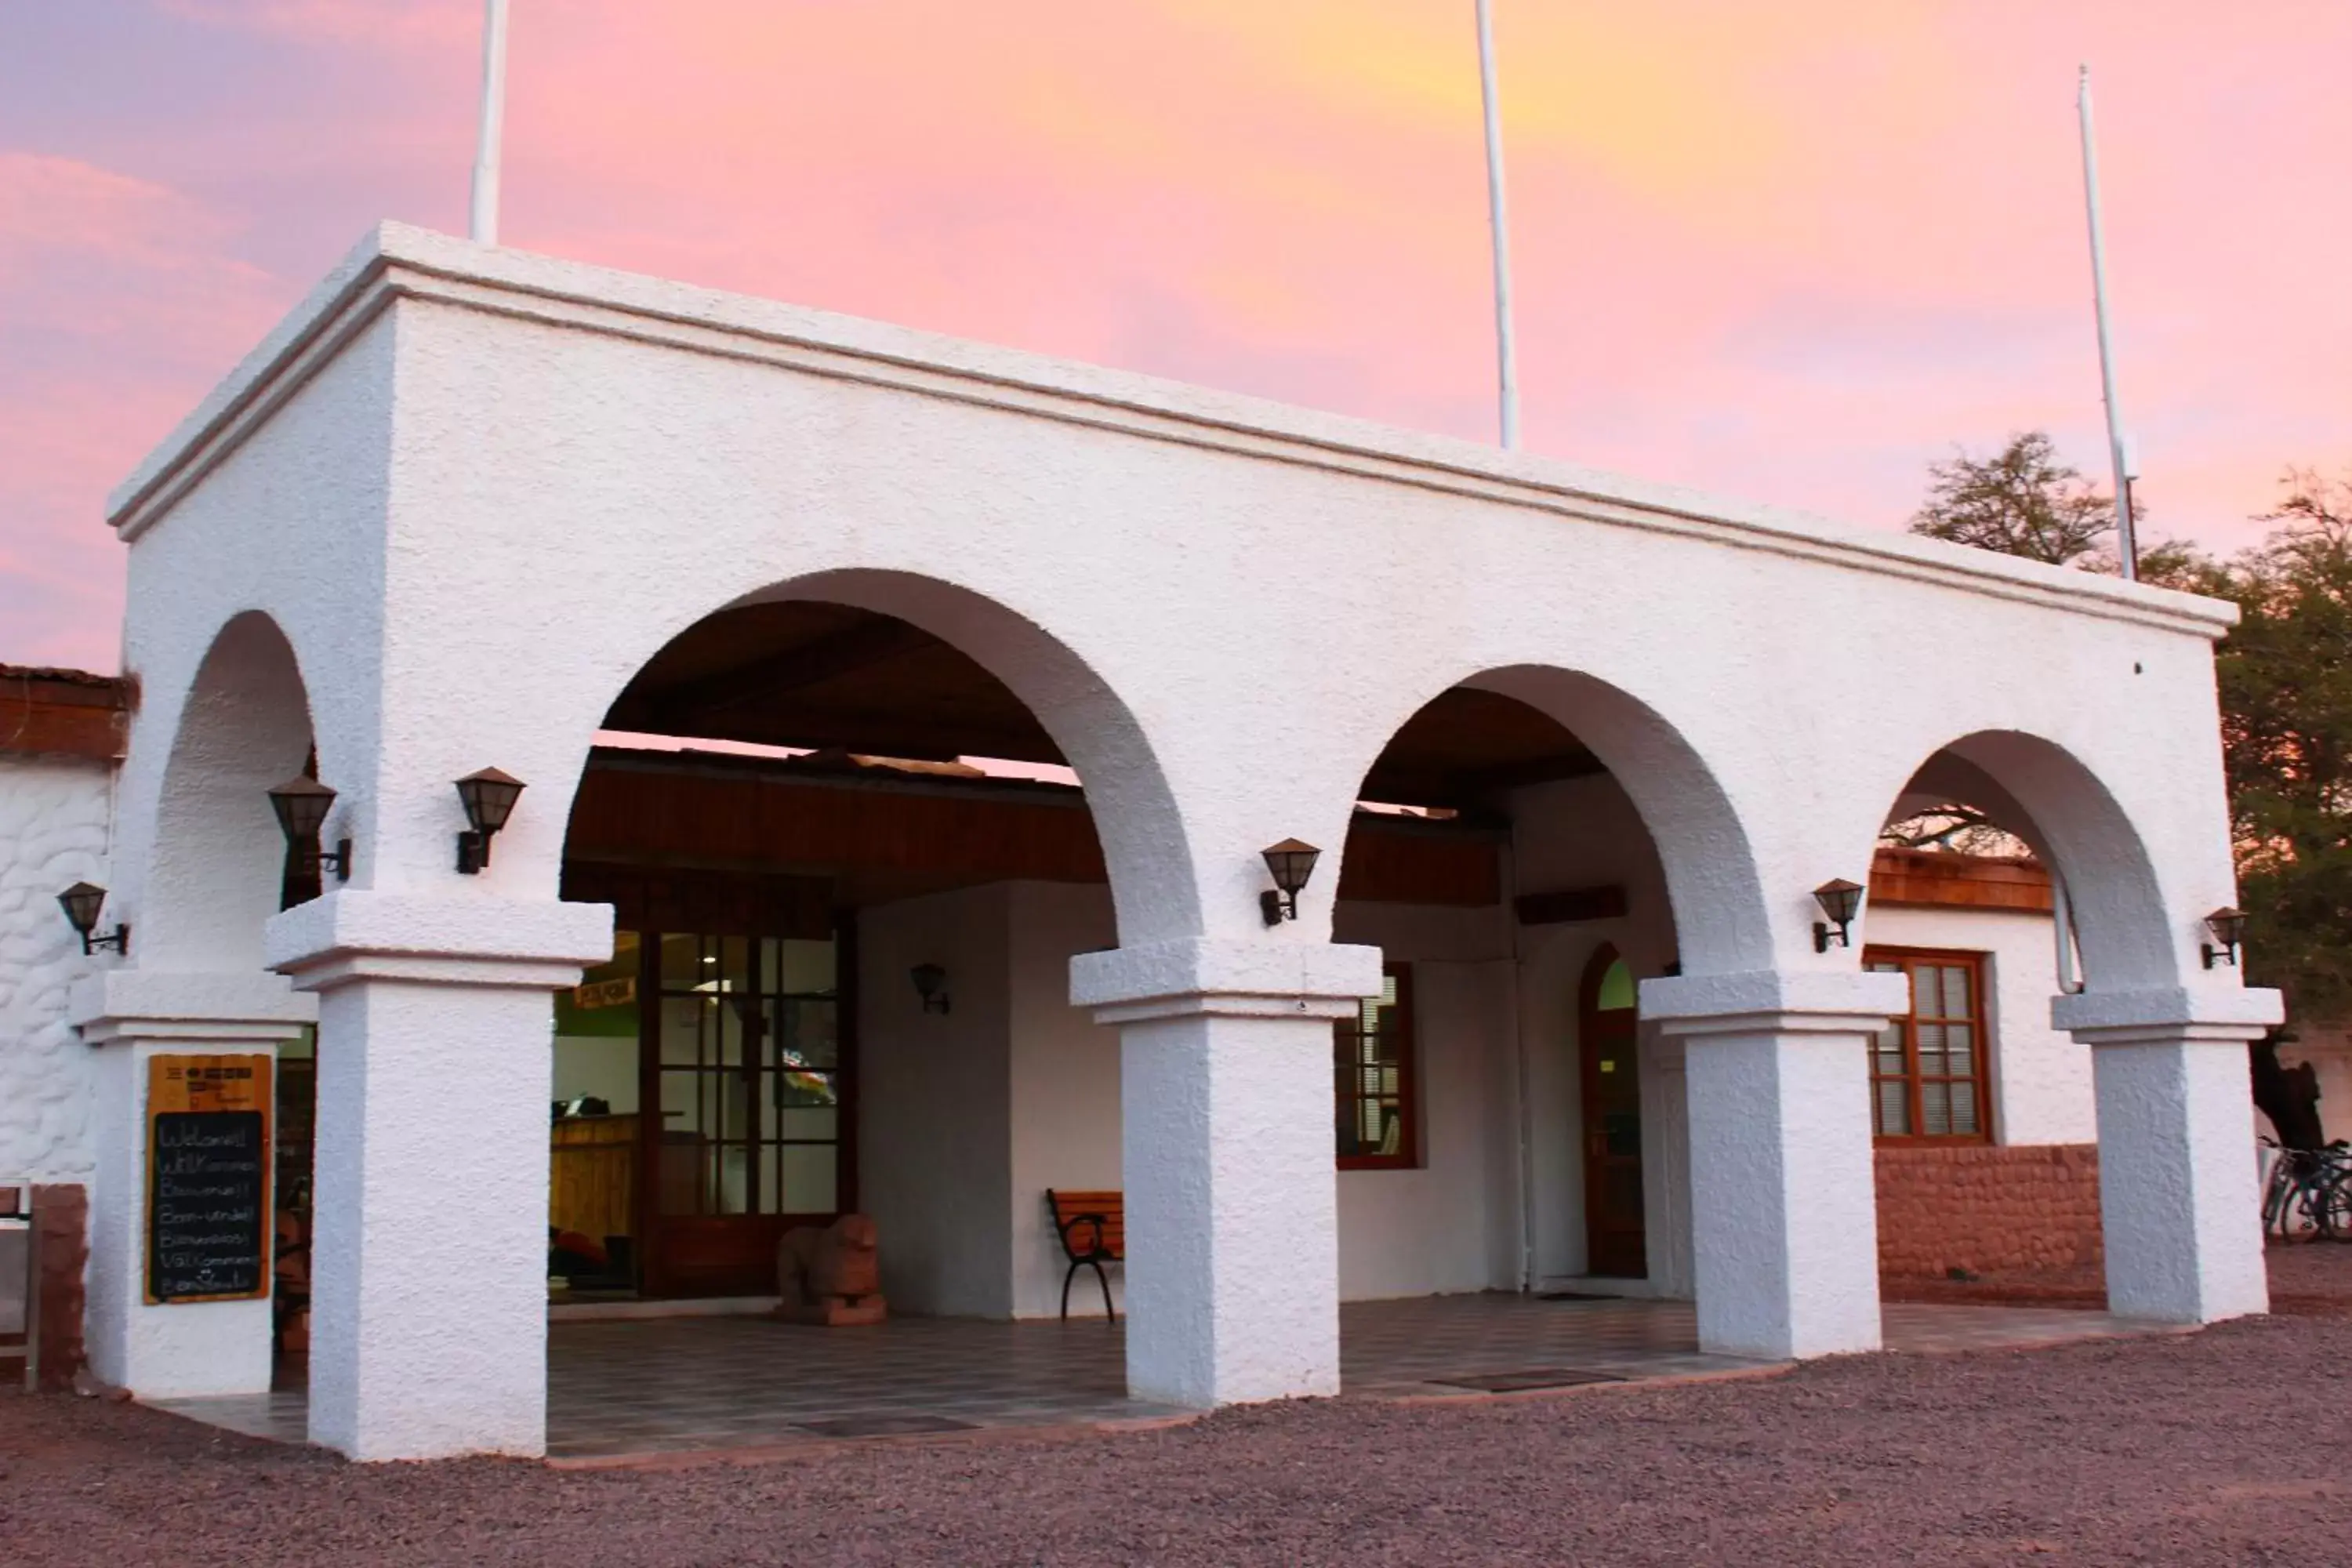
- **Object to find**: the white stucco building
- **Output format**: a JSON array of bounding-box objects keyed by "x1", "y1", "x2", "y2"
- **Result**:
[{"x1": 0, "y1": 223, "x2": 2284, "y2": 1461}]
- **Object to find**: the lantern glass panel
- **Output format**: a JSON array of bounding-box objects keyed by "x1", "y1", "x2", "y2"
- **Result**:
[
  {"x1": 267, "y1": 776, "x2": 336, "y2": 841},
  {"x1": 1261, "y1": 839, "x2": 1322, "y2": 895},
  {"x1": 456, "y1": 769, "x2": 526, "y2": 833},
  {"x1": 1813, "y1": 878, "x2": 1864, "y2": 926},
  {"x1": 56, "y1": 882, "x2": 106, "y2": 935}
]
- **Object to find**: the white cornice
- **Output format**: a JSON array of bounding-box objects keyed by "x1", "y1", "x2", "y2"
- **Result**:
[{"x1": 108, "y1": 222, "x2": 2240, "y2": 641}]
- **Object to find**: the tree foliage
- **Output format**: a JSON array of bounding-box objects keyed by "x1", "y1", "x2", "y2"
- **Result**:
[
  {"x1": 2211, "y1": 471, "x2": 2352, "y2": 1018},
  {"x1": 1908, "y1": 432, "x2": 2125, "y2": 566}
]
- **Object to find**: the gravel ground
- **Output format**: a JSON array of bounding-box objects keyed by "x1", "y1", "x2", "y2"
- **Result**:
[{"x1": 5, "y1": 1248, "x2": 2348, "y2": 1568}]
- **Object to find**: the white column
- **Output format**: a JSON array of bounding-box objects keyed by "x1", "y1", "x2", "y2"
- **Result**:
[
  {"x1": 1073, "y1": 938, "x2": 1382, "y2": 1407},
  {"x1": 2054, "y1": 987, "x2": 2281, "y2": 1323},
  {"x1": 71, "y1": 971, "x2": 317, "y2": 1399},
  {"x1": 1644, "y1": 969, "x2": 1907, "y2": 1360},
  {"x1": 266, "y1": 891, "x2": 612, "y2": 1461}
]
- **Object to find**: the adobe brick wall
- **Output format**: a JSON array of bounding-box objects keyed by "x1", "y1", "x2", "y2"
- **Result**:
[
  {"x1": 1876, "y1": 1144, "x2": 2102, "y2": 1282},
  {"x1": 31, "y1": 1183, "x2": 87, "y2": 1391}
]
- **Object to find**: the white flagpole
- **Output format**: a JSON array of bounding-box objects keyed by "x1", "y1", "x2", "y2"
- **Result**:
[
  {"x1": 2077, "y1": 65, "x2": 2137, "y2": 579},
  {"x1": 1476, "y1": 0, "x2": 1519, "y2": 450},
  {"x1": 470, "y1": 0, "x2": 511, "y2": 245}
]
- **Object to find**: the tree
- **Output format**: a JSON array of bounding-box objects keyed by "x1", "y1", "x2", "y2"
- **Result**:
[
  {"x1": 1908, "y1": 432, "x2": 2122, "y2": 566},
  {"x1": 2212, "y1": 470, "x2": 2352, "y2": 1018}
]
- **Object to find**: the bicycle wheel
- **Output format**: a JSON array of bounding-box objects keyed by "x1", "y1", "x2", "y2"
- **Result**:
[
  {"x1": 2274, "y1": 1174, "x2": 2327, "y2": 1242},
  {"x1": 2314, "y1": 1172, "x2": 2352, "y2": 1241}
]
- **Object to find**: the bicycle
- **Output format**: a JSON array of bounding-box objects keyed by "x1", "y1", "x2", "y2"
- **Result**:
[{"x1": 2260, "y1": 1137, "x2": 2352, "y2": 1241}]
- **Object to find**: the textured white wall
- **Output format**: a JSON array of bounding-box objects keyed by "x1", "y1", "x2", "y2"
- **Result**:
[
  {"x1": 1330, "y1": 900, "x2": 1517, "y2": 1300},
  {"x1": 856, "y1": 884, "x2": 1014, "y2": 1318},
  {"x1": 0, "y1": 757, "x2": 111, "y2": 1182},
  {"x1": 1863, "y1": 903, "x2": 2097, "y2": 1145},
  {"x1": 1006, "y1": 881, "x2": 1124, "y2": 1319}
]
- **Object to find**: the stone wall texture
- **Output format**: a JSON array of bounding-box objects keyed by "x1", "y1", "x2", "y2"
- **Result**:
[
  {"x1": 0, "y1": 757, "x2": 110, "y2": 1182},
  {"x1": 1876, "y1": 1143, "x2": 2103, "y2": 1281}
]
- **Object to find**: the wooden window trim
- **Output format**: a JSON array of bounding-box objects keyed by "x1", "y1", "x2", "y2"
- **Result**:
[
  {"x1": 1336, "y1": 963, "x2": 1419, "y2": 1171},
  {"x1": 1862, "y1": 946, "x2": 1994, "y2": 1146}
]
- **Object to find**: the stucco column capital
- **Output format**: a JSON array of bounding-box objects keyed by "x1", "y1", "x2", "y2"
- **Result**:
[
  {"x1": 68, "y1": 967, "x2": 318, "y2": 1047},
  {"x1": 1641, "y1": 967, "x2": 1911, "y2": 1041},
  {"x1": 1069, "y1": 938, "x2": 1384, "y2": 1026},
  {"x1": 264, "y1": 889, "x2": 615, "y2": 994},
  {"x1": 2052, "y1": 985, "x2": 2283, "y2": 1047}
]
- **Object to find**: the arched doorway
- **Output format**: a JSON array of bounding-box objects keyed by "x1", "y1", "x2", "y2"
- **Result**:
[
  {"x1": 1326, "y1": 666, "x2": 1756, "y2": 1303},
  {"x1": 549, "y1": 587, "x2": 1153, "y2": 1305},
  {"x1": 1578, "y1": 945, "x2": 1644, "y2": 1279}
]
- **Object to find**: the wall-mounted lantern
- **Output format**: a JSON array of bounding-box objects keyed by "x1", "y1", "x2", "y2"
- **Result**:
[
  {"x1": 56, "y1": 882, "x2": 129, "y2": 956},
  {"x1": 454, "y1": 768, "x2": 525, "y2": 873},
  {"x1": 267, "y1": 775, "x2": 351, "y2": 883},
  {"x1": 1260, "y1": 839, "x2": 1322, "y2": 927},
  {"x1": 2201, "y1": 906, "x2": 2247, "y2": 970},
  {"x1": 910, "y1": 964, "x2": 951, "y2": 1014},
  {"x1": 1811, "y1": 877, "x2": 1864, "y2": 953}
]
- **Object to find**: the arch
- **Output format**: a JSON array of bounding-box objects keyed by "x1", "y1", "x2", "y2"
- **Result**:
[
  {"x1": 1871, "y1": 728, "x2": 2177, "y2": 991},
  {"x1": 1338, "y1": 663, "x2": 1775, "y2": 975},
  {"x1": 143, "y1": 611, "x2": 319, "y2": 971},
  {"x1": 557, "y1": 568, "x2": 1197, "y2": 949},
  {"x1": 1581, "y1": 944, "x2": 1639, "y2": 1017}
]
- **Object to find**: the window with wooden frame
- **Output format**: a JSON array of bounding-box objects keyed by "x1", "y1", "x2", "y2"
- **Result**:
[
  {"x1": 1334, "y1": 964, "x2": 1417, "y2": 1170},
  {"x1": 1861, "y1": 948, "x2": 1991, "y2": 1142}
]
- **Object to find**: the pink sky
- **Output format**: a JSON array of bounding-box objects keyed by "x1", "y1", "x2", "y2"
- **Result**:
[{"x1": 4, "y1": 1, "x2": 2347, "y2": 671}]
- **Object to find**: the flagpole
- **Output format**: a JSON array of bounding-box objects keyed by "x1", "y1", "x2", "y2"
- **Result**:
[
  {"x1": 1476, "y1": 0, "x2": 1519, "y2": 451},
  {"x1": 2077, "y1": 65, "x2": 2136, "y2": 579},
  {"x1": 470, "y1": 0, "x2": 511, "y2": 245}
]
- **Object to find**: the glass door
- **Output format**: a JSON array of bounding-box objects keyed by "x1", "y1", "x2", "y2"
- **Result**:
[{"x1": 644, "y1": 930, "x2": 847, "y2": 1295}]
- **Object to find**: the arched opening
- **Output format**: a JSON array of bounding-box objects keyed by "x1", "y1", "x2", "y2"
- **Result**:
[
  {"x1": 543, "y1": 579, "x2": 1174, "y2": 1330},
  {"x1": 144, "y1": 612, "x2": 320, "y2": 971},
  {"x1": 1860, "y1": 729, "x2": 2172, "y2": 1300},
  {"x1": 1323, "y1": 668, "x2": 1757, "y2": 1305}
]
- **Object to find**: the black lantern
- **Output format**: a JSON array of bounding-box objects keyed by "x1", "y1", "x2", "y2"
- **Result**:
[
  {"x1": 56, "y1": 881, "x2": 129, "y2": 956},
  {"x1": 455, "y1": 768, "x2": 526, "y2": 873},
  {"x1": 910, "y1": 964, "x2": 951, "y2": 1014},
  {"x1": 1812, "y1": 877, "x2": 1865, "y2": 953},
  {"x1": 1259, "y1": 839, "x2": 1323, "y2": 926},
  {"x1": 2201, "y1": 906, "x2": 2248, "y2": 970},
  {"x1": 267, "y1": 775, "x2": 350, "y2": 882}
]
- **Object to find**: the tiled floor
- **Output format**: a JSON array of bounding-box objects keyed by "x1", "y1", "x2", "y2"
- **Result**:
[{"x1": 147, "y1": 1295, "x2": 2171, "y2": 1461}]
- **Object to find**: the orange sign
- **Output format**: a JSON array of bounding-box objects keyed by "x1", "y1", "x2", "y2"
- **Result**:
[{"x1": 144, "y1": 1054, "x2": 274, "y2": 1305}]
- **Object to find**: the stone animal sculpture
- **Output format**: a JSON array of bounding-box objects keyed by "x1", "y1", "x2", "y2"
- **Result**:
[{"x1": 775, "y1": 1212, "x2": 887, "y2": 1326}]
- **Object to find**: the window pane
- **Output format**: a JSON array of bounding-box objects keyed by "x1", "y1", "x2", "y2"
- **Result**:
[
  {"x1": 1922, "y1": 1081, "x2": 1952, "y2": 1137},
  {"x1": 659, "y1": 933, "x2": 711, "y2": 989},
  {"x1": 1940, "y1": 965, "x2": 1973, "y2": 1021},
  {"x1": 1877, "y1": 1080, "x2": 1909, "y2": 1135},
  {"x1": 778, "y1": 938, "x2": 837, "y2": 994},
  {"x1": 1950, "y1": 1080, "x2": 1980, "y2": 1136},
  {"x1": 776, "y1": 1143, "x2": 837, "y2": 1214},
  {"x1": 1945, "y1": 1023, "x2": 1973, "y2": 1076},
  {"x1": 659, "y1": 997, "x2": 707, "y2": 1065},
  {"x1": 1596, "y1": 960, "x2": 1637, "y2": 1011}
]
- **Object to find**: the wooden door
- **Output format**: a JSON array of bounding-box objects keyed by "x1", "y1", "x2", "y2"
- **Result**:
[{"x1": 1579, "y1": 947, "x2": 1647, "y2": 1279}]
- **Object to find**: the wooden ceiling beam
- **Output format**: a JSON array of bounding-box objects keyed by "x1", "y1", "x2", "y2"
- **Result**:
[{"x1": 648, "y1": 617, "x2": 938, "y2": 720}]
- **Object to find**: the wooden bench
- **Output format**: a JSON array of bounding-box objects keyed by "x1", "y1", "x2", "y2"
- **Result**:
[{"x1": 1046, "y1": 1189, "x2": 1123, "y2": 1323}]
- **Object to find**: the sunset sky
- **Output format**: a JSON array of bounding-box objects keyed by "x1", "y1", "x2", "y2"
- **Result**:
[{"x1": 3, "y1": 1, "x2": 2347, "y2": 670}]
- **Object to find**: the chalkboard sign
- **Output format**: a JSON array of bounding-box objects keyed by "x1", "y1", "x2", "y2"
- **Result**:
[{"x1": 146, "y1": 1054, "x2": 273, "y2": 1305}]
